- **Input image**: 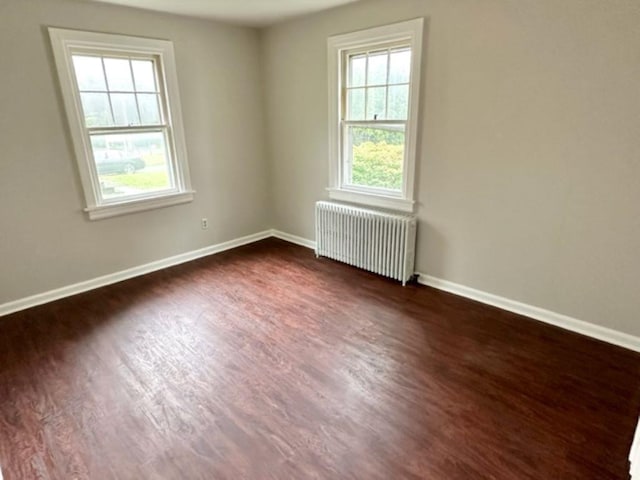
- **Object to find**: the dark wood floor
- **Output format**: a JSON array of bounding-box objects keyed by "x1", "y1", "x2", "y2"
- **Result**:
[{"x1": 0, "y1": 238, "x2": 638, "y2": 479}]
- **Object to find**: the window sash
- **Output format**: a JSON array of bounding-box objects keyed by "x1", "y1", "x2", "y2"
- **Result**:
[
  {"x1": 342, "y1": 42, "x2": 412, "y2": 122},
  {"x1": 71, "y1": 51, "x2": 167, "y2": 129},
  {"x1": 88, "y1": 126, "x2": 179, "y2": 204},
  {"x1": 340, "y1": 120, "x2": 407, "y2": 195},
  {"x1": 87, "y1": 124, "x2": 169, "y2": 134},
  {"x1": 343, "y1": 120, "x2": 407, "y2": 127},
  {"x1": 69, "y1": 49, "x2": 179, "y2": 204}
]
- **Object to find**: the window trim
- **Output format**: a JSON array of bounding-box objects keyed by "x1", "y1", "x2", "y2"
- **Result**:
[
  {"x1": 49, "y1": 28, "x2": 194, "y2": 220},
  {"x1": 327, "y1": 18, "x2": 423, "y2": 213}
]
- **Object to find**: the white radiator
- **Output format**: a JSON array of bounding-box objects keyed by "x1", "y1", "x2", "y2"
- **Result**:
[{"x1": 315, "y1": 201, "x2": 417, "y2": 285}]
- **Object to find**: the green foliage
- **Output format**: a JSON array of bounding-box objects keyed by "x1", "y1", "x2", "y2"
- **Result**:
[
  {"x1": 141, "y1": 153, "x2": 166, "y2": 166},
  {"x1": 108, "y1": 171, "x2": 169, "y2": 190},
  {"x1": 351, "y1": 141, "x2": 403, "y2": 190}
]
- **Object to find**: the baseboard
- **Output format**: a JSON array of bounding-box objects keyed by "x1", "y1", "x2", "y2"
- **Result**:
[
  {"x1": 265, "y1": 231, "x2": 640, "y2": 352},
  {"x1": 3, "y1": 228, "x2": 639, "y2": 353},
  {"x1": 417, "y1": 273, "x2": 640, "y2": 353},
  {"x1": 271, "y1": 229, "x2": 317, "y2": 249},
  {"x1": 0, "y1": 230, "x2": 272, "y2": 317},
  {"x1": 266, "y1": 231, "x2": 640, "y2": 352}
]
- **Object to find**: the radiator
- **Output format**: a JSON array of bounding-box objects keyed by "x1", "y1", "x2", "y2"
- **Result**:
[{"x1": 315, "y1": 201, "x2": 417, "y2": 285}]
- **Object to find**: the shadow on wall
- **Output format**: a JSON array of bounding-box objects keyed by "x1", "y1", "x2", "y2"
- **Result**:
[{"x1": 415, "y1": 220, "x2": 447, "y2": 278}]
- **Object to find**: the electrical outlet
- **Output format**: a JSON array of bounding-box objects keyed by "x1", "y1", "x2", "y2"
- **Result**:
[{"x1": 201, "y1": 218, "x2": 208, "y2": 230}]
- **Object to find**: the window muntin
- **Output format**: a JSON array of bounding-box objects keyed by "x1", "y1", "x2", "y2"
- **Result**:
[
  {"x1": 49, "y1": 28, "x2": 193, "y2": 220},
  {"x1": 327, "y1": 19, "x2": 423, "y2": 213}
]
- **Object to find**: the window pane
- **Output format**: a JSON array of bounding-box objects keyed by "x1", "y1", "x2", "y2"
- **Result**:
[
  {"x1": 137, "y1": 94, "x2": 161, "y2": 124},
  {"x1": 345, "y1": 125, "x2": 405, "y2": 191},
  {"x1": 111, "y1": 93, "x2": 140, "y2": 126},
  {"x1": 132, "y1": 60, "x2": 157, "y2": 92},
  {"x1": 348, "y1": 54, "x2": 366, "y2": 87},
  {"x1": 388, "y1": 85, "x2": 409, "y2": 120},
  {"x1": 366, "y1": 87, "x2": 386, "y2": 120},
  {"x1": 367, "y1": 50, "x2": 388, "y2": 86},
  {"x1": 104, "y1": 58, "x2": 134, "y2": 91},
  {"x1": 389, "y1": 48, "x2": 411, "y2": 84},
  {"x1": 72, "y1": 56, "x2": 106, "y2": 91},
  {"x1": 347, "y1": 88, "x2": 365, "y2": 120},
  {"x1": 90, "y1": 131, "x2": 172, "y2": 199},
  {"x1": 80, "y1": 92, "x2": 113, "y2": 127}
]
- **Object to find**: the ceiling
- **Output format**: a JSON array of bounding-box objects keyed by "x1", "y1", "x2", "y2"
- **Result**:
[{"x1": 87, "y1": 0, "x2": 362, "y2": 27}]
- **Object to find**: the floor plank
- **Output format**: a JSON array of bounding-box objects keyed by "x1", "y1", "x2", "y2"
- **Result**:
[{"x1": 0, "y1": 238, "x2": 638, "y2": 479}]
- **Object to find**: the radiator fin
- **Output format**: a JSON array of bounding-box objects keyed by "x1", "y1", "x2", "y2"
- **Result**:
[{"x1": 315, "y1": 201, "x2": 417, "y2": 285}]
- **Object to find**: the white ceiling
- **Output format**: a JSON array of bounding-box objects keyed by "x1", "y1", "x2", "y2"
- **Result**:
[{"x1": 88, "y1": 0, "x2": 362, "y2": 27}]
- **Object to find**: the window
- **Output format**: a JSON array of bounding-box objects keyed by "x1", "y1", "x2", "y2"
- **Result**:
[
  {"x1": 327, "y1": 19, "x2": 423, "y2": 212},
  {"x1": 49, "y1": 28, "x2": 193, "y2": 220}
]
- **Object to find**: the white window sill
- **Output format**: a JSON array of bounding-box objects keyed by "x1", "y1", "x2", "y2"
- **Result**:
[
  {"x1": 327, "y1": 188, "x2": 415, "y2": 213},
  {"x1": 85, "y1": 190, "x2": 195, "y2": 220}
]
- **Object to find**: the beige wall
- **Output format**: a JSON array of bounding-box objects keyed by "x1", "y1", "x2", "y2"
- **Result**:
[
  {"x1": 262, "y1": 0, "x2": 640, "y2": 336},
  {"x1": 0, "y1": 0, "x2": 271, "y2": 303}
]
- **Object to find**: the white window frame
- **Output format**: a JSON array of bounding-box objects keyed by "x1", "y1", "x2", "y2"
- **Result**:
[
  {"x1": 49, "y1": 28, "x2": 194, "y2": 220},
  {"x1": 327, "y1": 18, "x2": 423, "y2": 213}
]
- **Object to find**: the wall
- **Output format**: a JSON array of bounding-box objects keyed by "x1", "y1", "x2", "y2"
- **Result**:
[
  {"x1": 262, "y1": 0, "x2": 640, "y2": 336},
  {"x1": 1, "y1": 0, "x2": 638, "y2": 340},
  {"x1": 0, "y1": 0, "x2": 271, "y2": 303}
]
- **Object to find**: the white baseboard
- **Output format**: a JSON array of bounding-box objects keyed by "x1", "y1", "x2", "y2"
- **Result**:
[
  {"x1": 0, "y1": 230, "x2": 272, "y2": 317},
  {"x1": 262, "y1": 231, "x2": 640, "y2": 352},
  {"x1": 417, "y1": 273, "x2": 640, "y2": 353},
  {"x1": 2, "y1": 228, "x2": 639, "y2": 353},
  {"x1": 271, "y1": 229, "x2": 317, "y2": 249}
]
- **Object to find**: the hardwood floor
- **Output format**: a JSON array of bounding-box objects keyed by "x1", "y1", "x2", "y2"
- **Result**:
[{"x1": 0, "y1": 238, "x2": 638, "y2": 479}]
